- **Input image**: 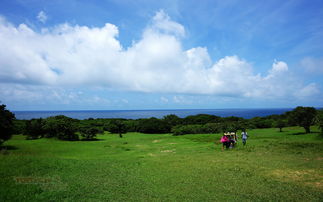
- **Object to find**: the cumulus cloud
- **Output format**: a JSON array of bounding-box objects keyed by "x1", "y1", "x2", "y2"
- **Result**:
[
  {"x1": 149, "y1": 10, "x2": 185, "y2": 37},
  {"x1": 0, "y1": 11, "x2": 320, "y2": 100},
  {"x1": 37, "y1": 11, "x2": 47, "y2": 23}
]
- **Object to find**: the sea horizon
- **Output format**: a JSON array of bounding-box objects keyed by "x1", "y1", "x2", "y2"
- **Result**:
[{"x1": 12, "y1": 108, "x2": 297, "y2": 120}]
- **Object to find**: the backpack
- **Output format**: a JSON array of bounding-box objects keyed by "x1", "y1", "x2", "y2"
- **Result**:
[{"x1": 220, "y1": 136, "x2": 228, "y2": 143}]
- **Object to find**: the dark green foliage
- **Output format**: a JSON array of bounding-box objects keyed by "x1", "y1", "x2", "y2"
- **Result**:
[
  {"x1": 9, "y1": 106, "x2": 319, "y2": 138},
  {"x1": 24, "y1": 118, "x2": 46, "y2": 140},
  {"x1": 0, "y1": 104, "x2": 15, "y2": 145},
  {"x1": 12, "y1": 120, "x2": 26, "y2": 135},
  {"x1": 273, "y1": 119, "x2": 287, "y2": 132},
  {"x1": 203, "y1": 123, "x2": 222, "y2": 133},
  {"x1": 250, "y1": 117, "x2": 273, "y2": 128},
  {"x1": 288, "y1": 106, "x2": 317, "y2": 133},
  {"x1": 43, "y1": 115, "x2": 79, "y2": 140},
  {"x1": 172, "y1": 124, "x2": 201, "y2": 136},
  {"x1": 172, "y1": 123, "x2": 222, "y2": 136},
  {"x1": 105, "y1": 120, "x2": 128, "y2": 138},
  {"x1": 222, "y1": 116, "x2": 244, "y2": 122},
  {"x1": 123, "y1": 120, "x2": 139, "y2": 132},
  {"x1": 163, "y1": 114, "x2": 181, "y2": 127},
  {"x1": 79, "y1": 126, "x2": 99, "y2": 140},
  {"x1": 315, "y1": 110, "x2": 323, "y2": 135},
  {"x1": 138, "y1": 118, "x2": 170, "y2": 134},
  {"x1": 183, "y1": 114, "x2": 221, "y2": 125}
]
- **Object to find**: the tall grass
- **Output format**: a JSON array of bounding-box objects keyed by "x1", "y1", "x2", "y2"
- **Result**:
[{"x1": 0, "y1": 127, "x2": 322, "y2": 201}]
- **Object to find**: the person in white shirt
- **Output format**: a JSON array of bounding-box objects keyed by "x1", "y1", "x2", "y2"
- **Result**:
[{"x1": 241, "y1": 129, "x2": 248, "y2": 146}]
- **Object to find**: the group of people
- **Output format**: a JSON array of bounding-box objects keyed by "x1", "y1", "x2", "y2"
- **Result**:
[{"x1": 220, "y1": 130, "x2": 249, "y2": 150}]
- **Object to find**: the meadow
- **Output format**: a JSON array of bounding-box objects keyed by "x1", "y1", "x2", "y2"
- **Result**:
[{"x1": 1, "y1": 127, "x2": 322, "y2": 201}]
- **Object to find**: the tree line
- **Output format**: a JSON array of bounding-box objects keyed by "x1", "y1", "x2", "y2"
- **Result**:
[{"x1": 1, "y1": 105, "x2": 323, "y2": 145}]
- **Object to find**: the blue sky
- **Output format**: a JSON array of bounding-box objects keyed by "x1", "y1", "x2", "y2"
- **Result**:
[{"x1": 0, "y1": 0, "x2": 322, "y2": 110}]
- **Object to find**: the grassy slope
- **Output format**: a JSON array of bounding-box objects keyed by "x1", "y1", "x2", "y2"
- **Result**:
[{"x1": 0, "y1": 127, "x2": 322, "y2": 201}]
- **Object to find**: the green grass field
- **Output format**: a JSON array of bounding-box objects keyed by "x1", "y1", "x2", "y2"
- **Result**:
[{"x1": 1, "y1": 127, "x2": 322, "y2": 201}]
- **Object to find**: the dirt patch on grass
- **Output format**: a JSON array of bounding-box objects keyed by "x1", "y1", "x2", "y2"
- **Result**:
[
  {"x1": 161, "y1": 149, "x2": 176, "y2": 153},
  {"x1": 270, "y1": 169, "x2": 323, "y2": 190},
  {"x1": 316, "y1": 157, "x2": 323, "y2": 161},
  {"x1": 152, "y1": 140, "x2": 161, "y2": 143},
  {"x1": 168, "y1": 143, "x2": 177, "y2": 145},
  {"x1": 147, "y1": 153, "x2": 156, "y2": 157}
]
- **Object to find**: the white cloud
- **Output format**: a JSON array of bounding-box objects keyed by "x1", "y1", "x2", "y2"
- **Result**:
[
  {"x1": 160, "y1": 96, "x2": 169, "y2": 103},
  {"x1": 300, "y1": 57, "x2": 323, "y2": 74},
  {"x1": 297, "y1": 83, "x2": 320, "y2": 98},
  {"x1": 37, "y1": 11, "x2": 47, "y2": 23},
  {"x1": 150, "y1": 10, "x2": 185, "y2": 37},
  {"x1": 270, "y1": 60, "x2": 288, "y2": 74},
  {"x1": 0, "y1": 11, "x2": 320, "y2": 101}
]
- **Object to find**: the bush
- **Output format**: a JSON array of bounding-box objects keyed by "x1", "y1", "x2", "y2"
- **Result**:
[
  {"x1": 12, "y1": 120, "x2": 26, "y2": 135},
  {"x1": 79, "y1": 126, "x2": 99, "y2": 140},
  {"x1": 0, "y1": 104, "x2": 15, "y2": 146},
  {"x1": 138, "y1": 118, "x2": 170, "y2": 134},
  {"x1": 203, "y1": 123, "x2": 222, "y2": 133},
  {"x1": 163, "y1": 114, "x2": 182, "y2": 127},
  {"x1": 123, "y1": 120, "x2": 139, "y2": 132},
  {"x1": 24, "y1": 118, "x2": 46, "y2": 140},
  {"x1": 183, "y1": 114, "x2": 221, "y2": 125},
  {"x1": 172, "y1": 124, "x2": 209, "y2": 136},
  {"x1": 43, "y1": 115, "x2": 79, "y2": 141},
  {"x1": 315, "y1": 110, "x2": 323, "y2": 135},
  {"x1": 250, "y1": 117, "x2": 273, "y2": 128},
  {"x1": 105, "y1": 120, "x2": 128, "y2": 138}
]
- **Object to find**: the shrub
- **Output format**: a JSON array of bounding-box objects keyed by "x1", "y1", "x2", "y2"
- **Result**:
[
  {"x1": 105, "y1": 120, "x2": 128, "y2": 138},
  {"x1": 183, "y1": 114, "x2": 221, "y2": 125},
  {"x1": 138, "y1": 118, "x2": 170, "y2": 134},
  {"x1": 250, "y1": 117, "x2": 273, "y2": 128},
  {"x1": 315, "y1": 110, "x2": 323, "y2": 135},
  {"x1": 79, "y1": 126, "x2": 99, "y2": 140},
  {"x1": 203, "y1": 123, "x2": 222, "y2": 133},
  {"x1": 43, "y1": 115, "x2": 79, "y2": 141},
  {"x1": 24, "y1": 118, "x2": 46, "y2": 140},
  {"x1": 172, "y1": 124, "x2": 208, "y2": 136},
  {"x1": 163, "y1": 114, "x2": 182, "y2": 127},
  {"x1": 123, "y1": 120, "x2": 139, "y2": 132},
  {"x1": 0, "y1": 104, "x2": 15, "y2": 145}
]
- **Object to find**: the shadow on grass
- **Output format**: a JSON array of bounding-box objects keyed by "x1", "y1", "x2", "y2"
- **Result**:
[
  {"x1": 0, "y1": 145, "x2": 18, "y2": 154},
  {"x1": 80, "y1": 138, "x2": 105, "y2": 141},
  {"x1": 289, "y1": 132, "x2": 307, "y2": 135},
  {"x1": 0, "y1": 145, "x2": 18, "y2": 150},
  {"x1": 288, "y1": 131, "x2": 320, "y2": 135}
]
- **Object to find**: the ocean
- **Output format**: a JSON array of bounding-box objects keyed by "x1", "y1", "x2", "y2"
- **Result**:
[{"x1": 13, "y1": 108, "x2": 292, "y2": 120}]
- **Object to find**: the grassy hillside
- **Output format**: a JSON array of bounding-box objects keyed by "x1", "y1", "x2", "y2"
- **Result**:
[{"x1": 0, "y1": 127, "x2": 322, "y2": 201}]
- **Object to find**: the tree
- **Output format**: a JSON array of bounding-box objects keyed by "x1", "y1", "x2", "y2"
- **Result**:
[
  {"x1": 163, "y1": 114, "x2": 181, "y2": 127},
  {"x1": 250, "y1": 117, "x2": 273, "y2": 128},
  {"x1": 43, "y1": 115, "x2": 79, "y2": 140},
  {"x1": 24, "y1": 118, "x2": 46, "y2": 139},
  {"x1": 0, "y1": 104, "x2": 15, "y2": 146},
  {"x1": 315, "y1": 110, "x2": 323, "y2": 135},
  {"x1": 12, "y1": 120, "x2": 26, "y2": 135},
  {"x1": 273, "y1": 119, "x2": 287, "y2": 132},
  {"x1": 288, "y1": 106, "x2": 317, "y2": 133},
  {"x1": 79, "y1": 126, "x2": 99, "y2": 140},
  {"x1": 106, "y1": 120, "x2": 127, "y2": 138},
  {"x1": 137, "y1": 118, "x2": 170, "y2": 134},
  {"x1": 183, "y1": 114, "x2": 221, "y2": 125}
]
